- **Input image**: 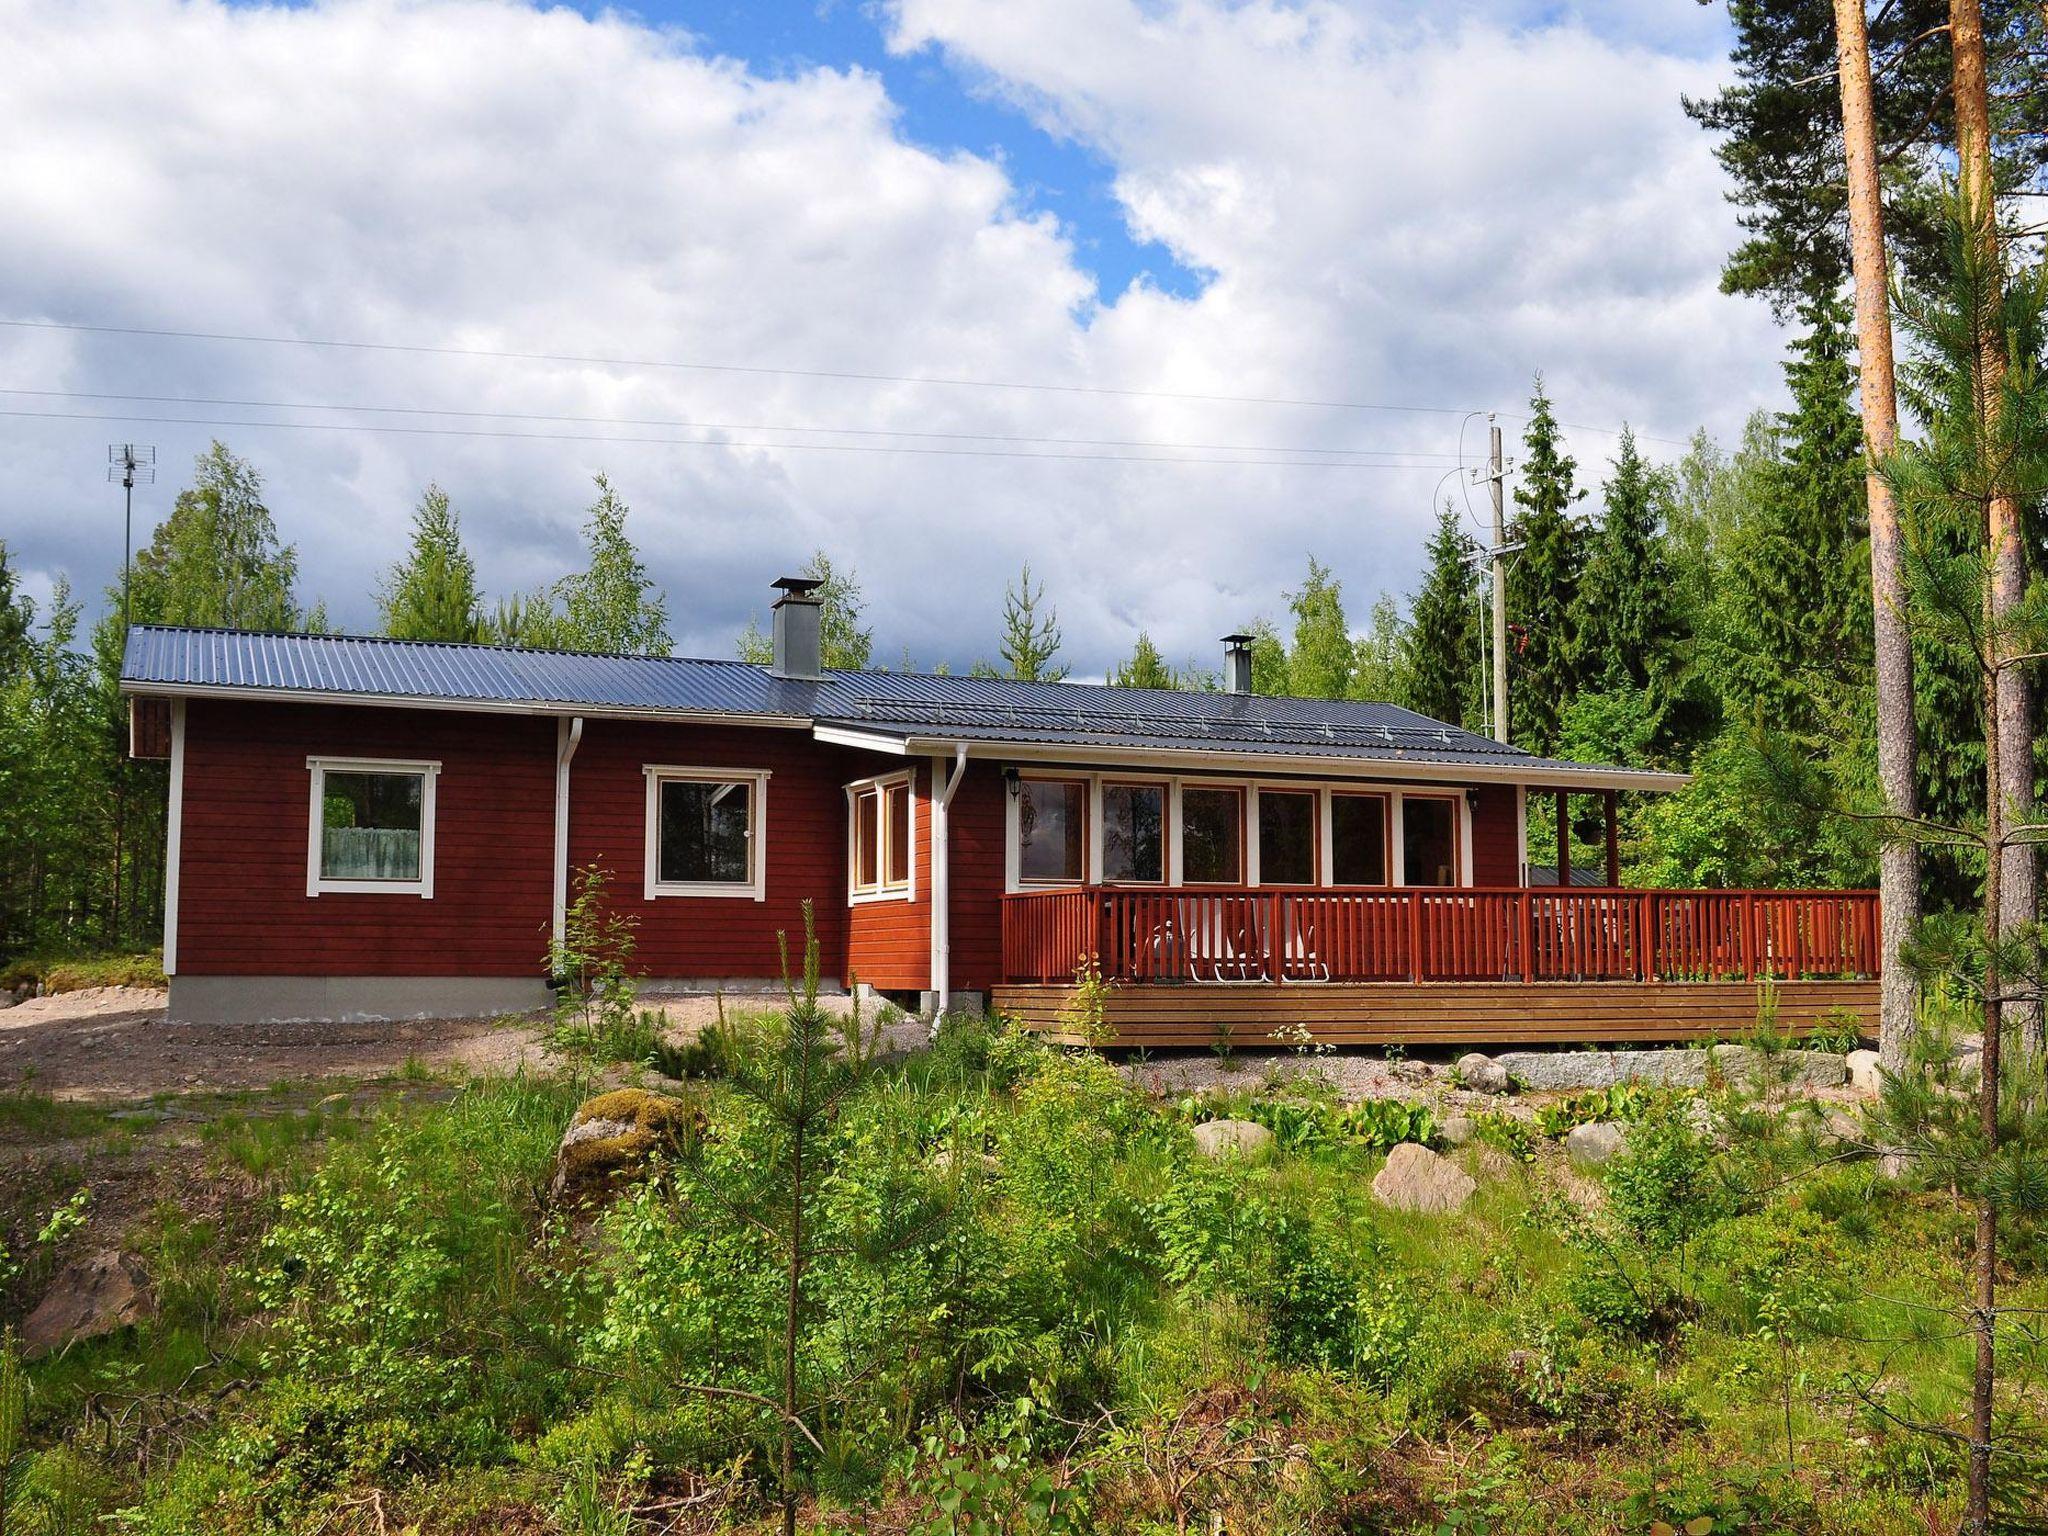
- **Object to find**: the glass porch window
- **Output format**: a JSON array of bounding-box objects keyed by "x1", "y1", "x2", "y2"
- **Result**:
[
  {"x1": 1330, "y1": 792, "x2": 1389, "y2": 885},
  {"x1": 659, "y1": 779, "x2": 753, "y2": 886},
  {"x1": 1403, "y1": 796, "x2": 1459, "y2": 887},
  {"x1": 1017, "y1": 778, "x2": 1086, "y2": 883},
  {"x1": 321, "y1": 770, "x2": 424, "y2": 881},
  {"x1": 1180, "y1": 785, "x2": 1243, "y2": 884},
  {"x1": 1257, "y1": 790, "x2": 1316, "y2": 885},
  {"x1": 1101, "y1": 782, "x2": 1165, "y2": 883}
]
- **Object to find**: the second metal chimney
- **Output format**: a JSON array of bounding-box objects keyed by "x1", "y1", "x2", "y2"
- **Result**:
[
  {"x1": 1221, "y1": 632, "x2": 1254, "y2": 695},
  {"x1": 770, "y1": 577, "x2": 824, "y2": 679}
]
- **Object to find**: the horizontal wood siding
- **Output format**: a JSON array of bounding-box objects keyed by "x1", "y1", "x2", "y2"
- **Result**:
[
  {"x1": 1470, "y1": 785, "x2": 1518, "y2": 886},
  {"x1": 177, "y1": 700, "x2": 554, "y2": 976},
  {"x1": 949, "y1": 763, "x2": 1008, "y2": 993},
  {"x1": 992, "y1": 979, "x2": 1881, "y2": 1048},
  {"x1": 845, "y1": 762, "x2": 931, "y2": 991},
  {"x1": 567, "y1": 720, "x2": 851, "y2": 980}
]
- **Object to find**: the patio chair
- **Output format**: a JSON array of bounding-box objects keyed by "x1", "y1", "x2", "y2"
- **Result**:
[{"x1": 1280, "y1": 908, "x2": 1331, "y2": 982}]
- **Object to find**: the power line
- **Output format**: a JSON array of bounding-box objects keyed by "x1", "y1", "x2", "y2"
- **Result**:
[
  {"x1": 0, "y1": 317, "x2": 1483, "y2": 416},
  {"x1": 0, "y1": 407, "x2": 1465, "y2": 469},
  {"x1": 0, "y1": 387, "x2": 1463, "y2": 463}
]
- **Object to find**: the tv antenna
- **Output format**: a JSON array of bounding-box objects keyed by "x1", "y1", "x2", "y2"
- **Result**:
[{"x1": 108, "y1": 444, "x2": 155, "y2": 632}]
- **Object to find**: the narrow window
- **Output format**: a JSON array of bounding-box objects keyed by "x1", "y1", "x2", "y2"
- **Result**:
[
  {"x1": 1017, "y1": 778, "x2": 1086, "y2": 883},
  {"x1": 1180, "y1": 786, "x2": 1244, "y2": 884},
  {"x1": 1330, "y1": 793, "x2": 1389, "y2": 886},
  {"x1": 851, "y1": 777, "x2": 913, "y2": 897},
  {"x1": 1258, "y1": 789, "x2": 1317, "y2": 886},
  {"x1": 1101, "y1": 782, "x2": 1165, "y2": 883},
  {"x1": 854, "y1": 789, "x2": 881, "y2": 890},
  {"x1": 1403, "y1": 796, "x2": 1459, "y2": 887},
  {"x1": 884, "y1": 780, "x2": 912, "y2": 887},
  {"x1": 307, "y1": 757, "x2": 438, "y2": 898}
]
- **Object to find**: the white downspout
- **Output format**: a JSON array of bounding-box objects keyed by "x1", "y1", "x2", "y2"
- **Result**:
[
  {"x1": 163, "y1": 699, "x2": 186, "y2": 978},
  {"x1": 930, "y1": 742, "x2": 969, "y2": 1026},
  {"x1": 552, "y1": 716, "x2": 585, "y2": 954}
]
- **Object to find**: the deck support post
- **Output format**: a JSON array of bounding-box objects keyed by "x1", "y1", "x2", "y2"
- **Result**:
[
  {"x1": 1603, "y1": 790, "x2": 1620, "y2": 887},
  {"x1": 1555, "y1": 789, "x2": 1570, "y2": 887}
]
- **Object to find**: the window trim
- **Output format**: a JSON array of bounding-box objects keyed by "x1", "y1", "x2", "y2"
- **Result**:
[
  {"x1": 1327, "y1": 789, "x2": 1394, "y2": 889},
  {"x1": 846, "y1": 768, "x2": 917, "y2": 905},
  {"x1": 643, "y1": 765, "x2": 771, "y2": 901},
  {"x1": 1098, "y1": 778, "x2": 1170, "y2": 886},
  {"x1": 305, "y1": 755, "x2": 440, "y2": 899}
]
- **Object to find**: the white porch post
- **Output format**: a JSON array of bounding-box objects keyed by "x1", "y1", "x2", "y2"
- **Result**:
[
  {"x1": 551, "y1": 716, "x2": 584, "y2": 954},
  {"x1": 163, "y1": 699, "x2": 186, "y2": 977}
]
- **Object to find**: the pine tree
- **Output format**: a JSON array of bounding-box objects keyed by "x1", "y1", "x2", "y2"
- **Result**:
[
  {"x1": 127, "y1": 442, "x2": 312, "y2": 631},
  {"x1": 554, "y1": 474, "x2": 671, "y2": 655},
  {"x1": 1402, "y1": 503, "x2": 1480, "y2": 727},
  {"x1": 1714, "y1": 291, "x2": 1872, "y2": 741},
  {"x1": 1283, "y1": 557, "x2": 1354, "y2": 700},
  {"x1": 1109, "y1": 632, "x2": 1176, "y2": 690},
  {"x1": 1506, "y1": 377, "x2": 1588, "y2": 754},
  {"x1": 1574, "y1": 427, "x2": 1686, "y2": 743},
  {"x1": 483, "y1": 590, "x2": 567, "y2": 649},
  {"x1": 738, "y1": 550, "x2": 874, "y2": 671},
  {"x1": 378, "y1": 485, "x2": 484, "y2": 642},
  {"x1": 997, "y1": 565, "x2": 1066, "y2": 682}
]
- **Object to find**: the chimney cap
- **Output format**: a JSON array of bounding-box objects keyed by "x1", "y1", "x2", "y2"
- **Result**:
[
  {"x1": 1220, "y1": 631, "x2": 1255, "y2": 647},
  {"x1": 772, "y1": 576, "x2": 824, "y2": 602}
]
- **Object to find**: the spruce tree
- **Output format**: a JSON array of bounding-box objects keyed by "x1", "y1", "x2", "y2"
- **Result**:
[
  {"x1": 554, "y1": 474, "x2": 671, "y2": 655},
  {"x1": 1574, "y1": 427, "x2": 1685, "y2": 741},
  {"x1": 997, "y1": 565, "x2": 1066, "y2": 682},
  {"x1": 1283, "y1": 557, "x2": 1354, "y2": 700},
  {"x1": 1402, "y1": 503, "x2": 1480, "y2": 727},
  {"x1": 1506, "y1": 377, "x2": 1588, "y2": 754},
  {"x1": 1109, "y1": 632, "x2": 1176, "y2": 690},
  {"x1": 738, "y1": 550, "x2": 874, "y2": 671},
  {"x1": 378, "y1": 485, "x2": 484, "y2": 642}
]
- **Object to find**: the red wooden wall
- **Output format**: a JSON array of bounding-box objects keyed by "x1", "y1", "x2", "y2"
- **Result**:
[
  {"x1": 177, "y1": 700, "x2": 555, "y2": 976},
  {"x1": 844, "y1": 762, "x2": 932, "y2": 991},
  {"x1": 1469, "y1": 785, "x2": 1520, "y2": 886},
  {"x1": 947, "y1": 763, "x2": 1009, "y2": 993}
]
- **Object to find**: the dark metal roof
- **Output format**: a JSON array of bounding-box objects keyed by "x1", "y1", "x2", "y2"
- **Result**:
[{"x1": 121, "y1": 625, "x2": 1678, "y2": 784}]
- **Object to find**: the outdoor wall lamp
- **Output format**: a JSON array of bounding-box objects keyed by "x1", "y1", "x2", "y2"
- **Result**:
[{"x1": 1004, "y1": 767, "x2": 1022, "y2": 798}]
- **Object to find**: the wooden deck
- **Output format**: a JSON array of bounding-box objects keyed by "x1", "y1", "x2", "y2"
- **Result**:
[{"x1": 991, "y1": 978, "x2": 1880, "y2": 1049}]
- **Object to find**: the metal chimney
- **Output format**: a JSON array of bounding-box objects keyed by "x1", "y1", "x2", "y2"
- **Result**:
[
  {"x1": 770, "y1": 577, "x2": 825, "y2": 680},
  {"x1": 1221, "y1": 632, "x2": 1254, "y2": 695}
]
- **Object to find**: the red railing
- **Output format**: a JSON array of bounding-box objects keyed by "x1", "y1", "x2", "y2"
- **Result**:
[{"x1": 998, "y1": 886, "x2": 1881, "y2": 986}]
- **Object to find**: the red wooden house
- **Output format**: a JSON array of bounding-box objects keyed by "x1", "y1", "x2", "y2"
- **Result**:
[{"x1": 121, "y1": 579, "x2": 1880, "y2": 1044}]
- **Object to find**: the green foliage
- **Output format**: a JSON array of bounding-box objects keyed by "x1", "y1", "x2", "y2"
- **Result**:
[
  {"x1": 1107, "y1": 631, "x2": 1176, "y2": 691},
  {"x1": 553, "y1": 474, "x2": 671, "y2": 655},
  {"x1": 546, "y1": 862, "x2": 641, "y2": 1058},
  {"x1": 1173, "y1": 1092, "x2": 1435, "y2": 1154},
  {"x1": 1505, "y1": 376, "x2": 1588, "y2": 754},
  {"x1": 737, "y1": 549, "x2": 875, "y2": 671},
  {"x1": 1402, "y1": 502, "x2": 1481, "y2": 727},
  {"x1": 1282, "y1": 556, "x2": 1355, "y2": 700},
  {"x1": 125, "y1": 442, "x2": 314, "y2": 634},
  {"x1": 1532, "y1": 1082, "x2": 1656, "y2": 1139},
  {"x1": 1574, "y1": 427, "x2": 1686, "y2": 751},
  {"x1": 378, "y1": 484, "x2": 485, "y2": 642},
  {"x1": 997, "y1": 565, "x2": 1066, "y2": 682}
]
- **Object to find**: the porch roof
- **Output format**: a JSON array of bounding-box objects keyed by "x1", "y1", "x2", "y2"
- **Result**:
[{"x1": 121, "y1": 625, "x2": 1686, "y2": 791}]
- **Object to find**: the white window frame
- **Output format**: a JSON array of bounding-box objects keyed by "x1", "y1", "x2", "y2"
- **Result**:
[
  {"x1": 306, "y1": 755, "x2": 440, "y2": 899},
  {"x1": 846, "y1": 768, "x2": 917, "y2": 905},
  {"x1": 644, "y1": 765, "x2": 771, "y2": 901}
]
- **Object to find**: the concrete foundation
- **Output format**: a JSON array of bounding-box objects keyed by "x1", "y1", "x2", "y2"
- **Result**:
[{"x1": 167, "y1": 974, "x2": 552, "y2": 1025}]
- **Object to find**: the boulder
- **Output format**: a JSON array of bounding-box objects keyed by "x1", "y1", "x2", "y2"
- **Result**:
[
  {"x1": 549, "y1": 1088, "x2": 705, "y2": 1205},
  {"x1": 1846, "y1": 1049, "x2": 1883, "y2": 1097},
  {"x1": 1565, "y1": 1121, "x2": 1628, "y2": 1169},
  {"x1": 22, "y1": 1250, "x2": 154, "y2": 1358},
  {"x1": 1455, "y1": 1053, "x2": 1510, "y2": 1095},
  {"x1": 1191, "y1": 1119, "x2": 1276, "y2": 1158},
  {"x1": 1708, "y1": 1044, "x2": 1846, "y2": 1091},
  {"x1": 1437, "y1": 1114, "x2": 1478, "y2": 1148},
  {"x1": 1371, "y1": 1142, "x2": 1476, "y2": 1214},
  {"x1": 1492, "y1": 1048, "x2": 1712, "y2": 1092}
]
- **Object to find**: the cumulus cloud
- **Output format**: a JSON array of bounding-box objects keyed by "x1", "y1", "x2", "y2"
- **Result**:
[{"x1": 0, "y1": 0, "x2": 1777, "y2": 673}]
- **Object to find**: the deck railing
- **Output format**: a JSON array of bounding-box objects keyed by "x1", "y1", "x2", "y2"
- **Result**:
[{"x1": 999, "y1": 886, "x2": 1881, "y2": 986}]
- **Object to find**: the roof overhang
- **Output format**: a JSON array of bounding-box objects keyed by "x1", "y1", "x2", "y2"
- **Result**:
[
  {"x1": 814, "y1": 726, "x2": 1690, "y2": 792},
  {"x1": 119, "y1": 680, "x2": 814, "y2": 730}
]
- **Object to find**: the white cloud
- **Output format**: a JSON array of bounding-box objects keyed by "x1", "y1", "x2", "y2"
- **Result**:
[{"x1": 0, "y1": 0, "x2": 1779, "y2": 674}]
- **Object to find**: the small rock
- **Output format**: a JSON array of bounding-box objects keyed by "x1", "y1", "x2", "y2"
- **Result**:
[
  {"x1": 1846, "y1": 1049, "x2": 1883, "y2": 1096},
  {"x1": 1820, "y1": 1108, "x2": 1863, "y2": 1145},
  {"x1": 1565, "y1": 1121, "x2": 1628, "y2": 1169},
  {"x1": 1191, "y1": 1119, "x2": 1276, "y2": 1158},
  {"x1": 1437, "y1": 1114, "x2": 1477, "y2": 1147},
  {"x1": 549, "y1": 1087, "x2": 705, "y2": 1205},
  {"x1": 1456, "y1": 1053, "x2": 1510, "y2": 1095},
  {"x1": 22, "y1": 1250, "x2": 155, "y2": 1358},
  {"x1": 1372, "y1": 1142, "x2": 1476, "y2": 1214}
]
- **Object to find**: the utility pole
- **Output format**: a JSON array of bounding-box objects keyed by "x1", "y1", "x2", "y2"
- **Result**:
[
  {"x1": 107, "y1": 444, "x2": 155, "y2": 633},
  {"x1": 1467, "y1": 417, "x2": 1516, "y2": 743}
]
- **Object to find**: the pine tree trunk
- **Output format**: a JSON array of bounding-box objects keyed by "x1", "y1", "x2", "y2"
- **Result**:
[
  {"x1": 1968, "y1": 619, "x2": 2003, "y2": 1535},
  {"x1": 1953, "y1": 0, "x2": 2042, "y2": 1058},
  {"x1": 1834, "y1": 0, "x2": 1921, "y2": 1069}
]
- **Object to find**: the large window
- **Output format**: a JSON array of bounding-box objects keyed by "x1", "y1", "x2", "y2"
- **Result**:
[
  {"x1": 645, "y1": 767, "x2": 768, "y2": 899},
  {"x1": 1402, "y1": 795, "x2": 1459, "y2": 887},
  {"x1": 849, "y1": 774, "x2": 913, "y2": 899},
  {"x1": 306, "y1": 757, "x2": 438, "y2": 898},
  {"x1": 1330, "y1": 792, "x2": 1389, "y2": 886},
  {"x1": 1101, "y1": 782, "x2": 1165, "y2": 883},
  {"x1": 1257, "y1": 789, "x2": 1317, "y2": 885},
  {"x1": 1017, "y1": 778, "x2": 1087, "y2": 883},
  {"x1": 1180, "y1": 785, "x2": 1244, "y2": 884}
]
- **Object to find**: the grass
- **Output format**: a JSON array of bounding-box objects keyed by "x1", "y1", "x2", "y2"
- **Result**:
[
  {"x1": 0, "y1": 1091, "x2": 121, "y2": 1145},
  {"x1": 0, "y1": 950, "x2": 166, "y2": 994}
]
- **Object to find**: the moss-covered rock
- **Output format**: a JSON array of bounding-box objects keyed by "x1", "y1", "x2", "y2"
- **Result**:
[{"x1": 548, "y1": 1087, "x2": 705, "y2": 1206}]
